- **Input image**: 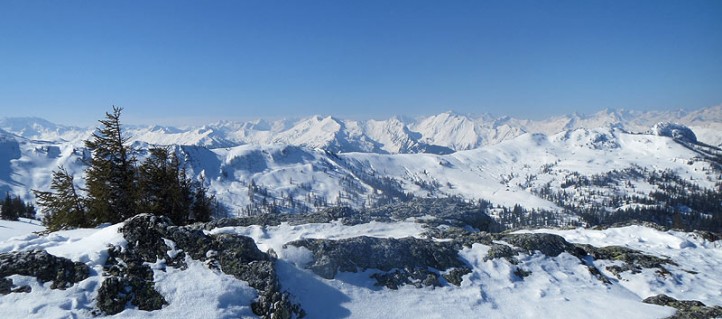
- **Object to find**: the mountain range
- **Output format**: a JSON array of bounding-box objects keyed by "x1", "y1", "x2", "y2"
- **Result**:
[
  {"x1": 2, "y1": 106, "x2": 721, "y2": 154},
  {"x1": 0, "y1": 106, "x2": 721, "y2": 227}
]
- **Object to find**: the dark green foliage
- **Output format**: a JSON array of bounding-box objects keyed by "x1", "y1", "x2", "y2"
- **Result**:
[
  {"x1": 190, "y1": 178, "x2": 214, "y2": 223},
  {"x1": 84, "y1": 106, "x2": 137, "y2": 224},
  {"x1": 33, "y1": 168, "x2": 87, "y2": 231},
  {"x1": 137, "y1": 147, "x2": 191, "y2": 225},
  {"x1": 136, "y1": 148, "x2": 214, "y2": 225},
  {"x1": 34, "y1": 107, "x2": 217, "y2": 230},
  {"x1": 1, "y1": 193, "x2": 36, "y2": 221}
]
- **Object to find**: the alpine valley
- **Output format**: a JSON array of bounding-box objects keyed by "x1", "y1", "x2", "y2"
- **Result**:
[{"x1": 0, "y1": 106, "x2": 721, "y2": 318}]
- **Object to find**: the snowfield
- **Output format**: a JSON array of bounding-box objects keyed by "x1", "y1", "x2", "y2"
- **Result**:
[{"x1": 1, "y1": 218, "x2": 720, "y2": 318}]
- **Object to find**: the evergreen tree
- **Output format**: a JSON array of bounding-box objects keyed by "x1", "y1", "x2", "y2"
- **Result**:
[
  {"x1": 1, "y1": 193, "x2": 18, "y2": 220},
  {"x1": 137, "y1": 147, "x2": 192, "y2": 225},
  {"x1": 34, "y1": 107, "x2": 219, "y2": 228},
  {"x1": 23, "y1": 204, "x2": 36, "y2": 219},
  {"x1": 84, "y1": 106, "x2": 137, "y2": 224},
  {"x1": 33, "y1": 167, "x2": 87, "y2": 231},
  {"x1": 190, "y1": 178, "x2": 213, "y2": 223}
]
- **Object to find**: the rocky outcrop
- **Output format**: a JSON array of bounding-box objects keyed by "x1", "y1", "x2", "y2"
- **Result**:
[
  {"x1": 643, "y1": 294, "x2": 722, "y2": 319},
  {"x1": 285, "y1": 236, "x2": 471, "y2": 289},
  {"x1": 499, "y1": 233, "x2": 582, "y2": 257},
  {"x1": 651, "y1": 122, "x2": 697, "y2": 143},
  {"x1": 97, "y1": 214, "x2": 303, "y2": 318},
  {"x1": 0, "y1": 250, "x2": 89, "y2": 294},
  {"x1": 578, "y1": 244, "x2": 676, "y2": 279},
  {"x1": 206, "y1": 198, "x2": 502, "y2": 232}
]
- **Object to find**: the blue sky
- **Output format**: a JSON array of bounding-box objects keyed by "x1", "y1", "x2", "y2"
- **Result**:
[{"x1": 1, "y1": 0, "x2": 721, "y2": 126}]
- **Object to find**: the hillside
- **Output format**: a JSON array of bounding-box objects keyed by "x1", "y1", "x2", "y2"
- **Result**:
[
  {"x1": 1, "y1": 117, "x2": 720, "y2": 231},
  {"x1": 0, "y1": 212, "x2": 720, "y2": 318}
]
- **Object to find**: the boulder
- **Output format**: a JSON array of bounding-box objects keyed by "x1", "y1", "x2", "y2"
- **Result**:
[
  {"x1": 97, "y1": 214, "x2": 303, "y2": 319},
  {"x1": 286, "y1": 236, "x2": 470, "y2": 289},
  {"x1": 643, "y1": 294, "x2": 722, "y2": 319},
  {"x1": 0, "y1": 250, "x2": 89, "y2": 291}
]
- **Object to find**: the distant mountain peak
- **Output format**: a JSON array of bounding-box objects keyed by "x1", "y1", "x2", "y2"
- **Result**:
[{"x1": 1, "y1": 105, "x2": 720, "y2": 153}]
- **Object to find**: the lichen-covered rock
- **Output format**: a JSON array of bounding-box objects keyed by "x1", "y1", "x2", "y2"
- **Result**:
[
  {"x1": 499, "y1": 233, "x2": 580, "y2": 257},
  {"x1": 98, "y1": 246, "x2": 168, "y2": 314},
  {"x1": 577, "y1": 244, "x2": 675, "y2": 279},
  {"x1": 484, "y1": 243, "x2": 520, "y2": 264},
  {"x1": 285, "y1": 236, "x2": 470, "y2": 288},
  {"x1": 643, "y1": 294, "x2": 722, "y2": 319},
  {"x1": 0, "y1": 250, "x2": 89, "y2": 291},
  {"x1": 99, "y1": 214, "x2": 303, "y2": 319}
]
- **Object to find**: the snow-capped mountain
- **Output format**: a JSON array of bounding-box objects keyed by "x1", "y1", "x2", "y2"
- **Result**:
[
  {"x1": 0, "y1": 105, "x2": 720, "y2": 231},
  {"x1": 1, "y1": 107, "x2": 721, "y2": 318},
  {"x1": 1, "y1": 122, "x2": 720, "y2": 227},
  {"x1": 3, "y1": 105, "x2": 721, "y2": 154}
]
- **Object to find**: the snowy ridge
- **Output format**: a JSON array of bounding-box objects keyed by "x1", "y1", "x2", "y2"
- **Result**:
[
  {"x1": 1, "y1": 216, "x2": 721, "y2": 318},
  {"x1": 1, "y1": 124, "x2": 719, "y2": 223},
  {"x1": 3, "y1": 105, "x2": 721, "y2": 153}
]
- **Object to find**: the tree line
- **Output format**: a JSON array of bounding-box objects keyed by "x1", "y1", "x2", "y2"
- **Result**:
[
  {"x1": 34, "y1": 106, "x2": 216, "y2": 231},
  {"x1": 1, "y1": 193, "x2": 36, "y2": 221}
]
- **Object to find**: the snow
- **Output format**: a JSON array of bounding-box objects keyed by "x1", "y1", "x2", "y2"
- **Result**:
[
  {"x1": 3, "y1": 216, "x2": 722, "y2": 318},
  {"x1": 1, "y1": 106, "x2": 720, "y2": 218},
  {"x1": 0, "y1": 218, "x2": 44, "y2": 242},
  {"x1": 123, "y1": 257, "x2": 257, "y2": 319},
  {"x1": 210, "y1": 220, "x2": 427, "y2": 253},
  {"x1": 0, "y1": 107, "x2": 720, "y2": 317},
  {"x1": 275, "y1": 239, "x2": 674, "y2": 319},
  {"x1": 516, "y1": 226, "x2": 722, "y2": 307}
]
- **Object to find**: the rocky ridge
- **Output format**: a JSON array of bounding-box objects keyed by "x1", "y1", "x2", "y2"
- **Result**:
[{"x1": 0, "y1": 206, "x2": 719, "y2": 318}]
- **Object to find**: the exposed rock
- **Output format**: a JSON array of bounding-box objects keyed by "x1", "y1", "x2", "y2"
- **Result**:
[
  {"x1": 285, "y1": 236, "x2": 471, "y2": 289},
  {"x1": 206, "y1": 198, "x2": 502, "y2": 232},
  {"x1": 499, "y1": 233, "x2": 581, "y2": 257},
  {"x1": 513, "y1": 267, "x2": 532, "y2": 279},
  {"x1": 577, "y1": 244, "x2": 675, "y2": 279},
  {"x1": 371, "y1": 268, "x2": 441, "y2": 290},
  {"x1": 643, "y1": 294, "x2": 722, "y2": 319},
  {"x1": 0, "y1": 277, "x2": 12, "y2": 295},
  {"x1": 98, "y1": 245, "x2": 168, "y2": 314},
  {"x1": 443, "y1": 267, "x2": 471, "y2": 286},
  {"x1": 0, "y1": 250, "x2": 89, "y2": 291},
  {"x1": 484, "y1": 243, "x2": 520, "y2": 264},
  {"x1": 98, "y1": 214, "x2": 303, "y2": 319},
  {"x1": 651, "y1": 122, "x2": 697, "y2": 143}
]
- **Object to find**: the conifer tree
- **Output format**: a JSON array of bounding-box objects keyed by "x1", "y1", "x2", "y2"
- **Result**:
[
  {"x1": 33, "y1": 167, "x2": 87, "y2": 230},
  {"x1": 84, "y1": 106, "x2": 137, "y2": 224},
  {"x1": 190, "y1": 177, "x2": 213, "y2": 223},
  {"x1": 137, "y1": 147, "x2": 192, "y2": 225},
  {"x1": 1, "y1": 193, "x2": 18, "y2": 220}
]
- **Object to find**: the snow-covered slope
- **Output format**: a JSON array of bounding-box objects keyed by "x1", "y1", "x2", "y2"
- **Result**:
[
  {"x1": 1, "y1": 215, "x2": 720, "y2": 318},
  {"x1": 1, "y1": 106, "x2": 721, "y2": 228},
  {"x1": 2, "y1": 124, "x2": 719, "y2": 228}
]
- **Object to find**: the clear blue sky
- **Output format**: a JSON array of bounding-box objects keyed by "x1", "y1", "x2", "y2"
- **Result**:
[{"x1": 1, "y1": 0, "x2": 721, "y2": 126}]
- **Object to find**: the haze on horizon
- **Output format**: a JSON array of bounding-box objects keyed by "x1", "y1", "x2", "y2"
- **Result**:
[{"x1": 1, "y1": 0, "x2": 721, "y2": 127}]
